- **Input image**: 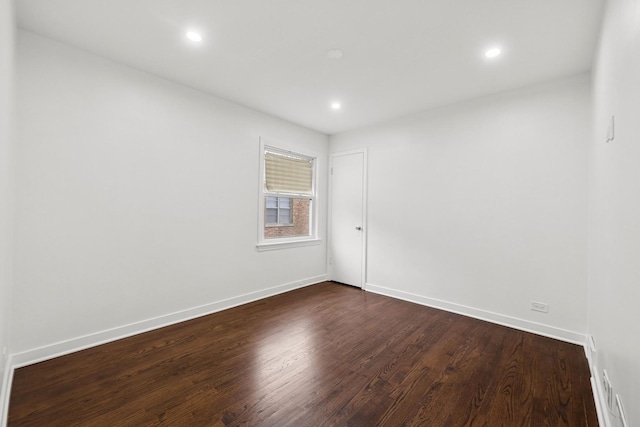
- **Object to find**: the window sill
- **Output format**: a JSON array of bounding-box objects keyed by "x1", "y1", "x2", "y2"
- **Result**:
[{"x1": 256, "y1": 238, "x2": 322, "y2": 252}]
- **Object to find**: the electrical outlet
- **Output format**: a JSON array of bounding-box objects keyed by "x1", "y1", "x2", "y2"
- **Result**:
[
  {"x1": 616, "y1": 394, "x2": 628, "y2": 427},
  {"x1": 603, "y1": 370, "x2": 613, "y2": 411},
  {"x1": 530, "y1": 301, "x2": 549, "y2": 313}
]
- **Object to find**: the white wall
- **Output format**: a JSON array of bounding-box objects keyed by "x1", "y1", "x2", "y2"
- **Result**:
[
  {"x1": 13, "y1": 31, "x2": 328, "y2": 359},
  {"x1": 0, "y1": 0, "x2": 15, "y2": 416},
  {"x1": 330, "y1": 75, "x2": 590, "y2": 342},
  {"x1": 589, "y1": 0, "x2": 640, "y2": 424}
]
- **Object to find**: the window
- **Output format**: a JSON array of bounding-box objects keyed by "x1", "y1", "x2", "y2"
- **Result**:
[{"x1": 258, "y1": 139, "x2": 319, "y2": 249}]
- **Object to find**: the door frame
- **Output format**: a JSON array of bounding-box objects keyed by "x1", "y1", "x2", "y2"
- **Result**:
[{"x1": 328, "y1": 148, "x2": 368, "y2": 289}]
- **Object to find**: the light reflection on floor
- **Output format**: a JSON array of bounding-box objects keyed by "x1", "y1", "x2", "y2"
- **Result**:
[{"x1": 251, "y1": 316, "x2": 318, "y2": 408}]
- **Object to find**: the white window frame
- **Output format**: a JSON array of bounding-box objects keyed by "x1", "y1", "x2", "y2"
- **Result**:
[{"x1": 257, "y1": 138, "x2": 320, "y2": 251}]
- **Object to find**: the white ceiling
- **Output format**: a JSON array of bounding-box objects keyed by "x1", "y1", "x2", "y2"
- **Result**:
[{"x1": 17, "y1": 0, "x2": 603, "y2": 135}]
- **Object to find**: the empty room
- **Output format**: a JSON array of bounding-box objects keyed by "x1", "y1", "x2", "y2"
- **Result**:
[{"x1": 1, "y1": 0, "x2": 639, "y2": 425}]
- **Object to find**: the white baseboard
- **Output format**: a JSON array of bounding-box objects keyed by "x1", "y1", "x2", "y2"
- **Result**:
[
  {"x1": 591, "y1": 374, "x2": 609, "y2": 427},
  {"x1": 585, "y1": 336, "x2": 612, "y2": 427},
  {"x1": 10, "y1": 274, "x2": 327, "y2": 369},
  {"x1": 1, "y1": 354, "x2": 14, "y2": 427},
  {"x1": 365, "y1": 283, "x2": 586, "y2": 345},
  {"x1": 591, "y1": 367, "x2": 613, "y2": 427}
]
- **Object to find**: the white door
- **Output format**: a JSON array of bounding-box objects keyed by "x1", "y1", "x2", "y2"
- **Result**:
[{"x1": 330, "y1": 150, "x2": 366, "y2": 288}]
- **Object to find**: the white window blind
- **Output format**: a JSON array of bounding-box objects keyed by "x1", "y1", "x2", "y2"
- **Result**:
[{"x1": 265, "y1": 151, "x2": 313, "y2": 194}]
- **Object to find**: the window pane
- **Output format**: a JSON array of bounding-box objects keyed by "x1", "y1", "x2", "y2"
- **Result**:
[
  {"x1": 266, "y1": 196, "x2": 278, "y2": 208},
  {"x1": 278, "y1": 197, "x2": 291, "y2": 208},
  {"x1": 280, "y1": 208, "x2": 291, "y2": 224},
  {"x1": 266, "y1": 208, "x2": 277, "y2": 224},
  {"x1": 264, "y1": 198, "x2": 311, "y2": 239}
]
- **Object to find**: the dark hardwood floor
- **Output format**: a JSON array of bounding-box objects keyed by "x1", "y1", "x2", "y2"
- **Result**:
[{"x1": 9, "y1": 282, "x2": 598, "y2": 426}]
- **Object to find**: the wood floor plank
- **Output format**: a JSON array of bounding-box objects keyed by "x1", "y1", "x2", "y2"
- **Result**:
[{"x1": 8, "y1": 282, "x2": 598, "y2": 426}]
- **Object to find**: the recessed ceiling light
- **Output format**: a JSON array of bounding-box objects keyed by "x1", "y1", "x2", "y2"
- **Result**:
[
  {"x1": 331, "y1": 102, "x2": 341, "y2": 110},
  {"x1": 327, "y1": 49, "x2": 344, "y2": 60},
  {"x1": 485, "y1": 48, "x2": 501, "y2": 59},
  {"x1": 186, "y1": 31, "x2": 203, "y2": 42}
]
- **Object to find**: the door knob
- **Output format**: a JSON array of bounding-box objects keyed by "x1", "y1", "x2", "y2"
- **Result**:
[{"x1": 355, "y1": 226, "x2": 362, "y2": 231}]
